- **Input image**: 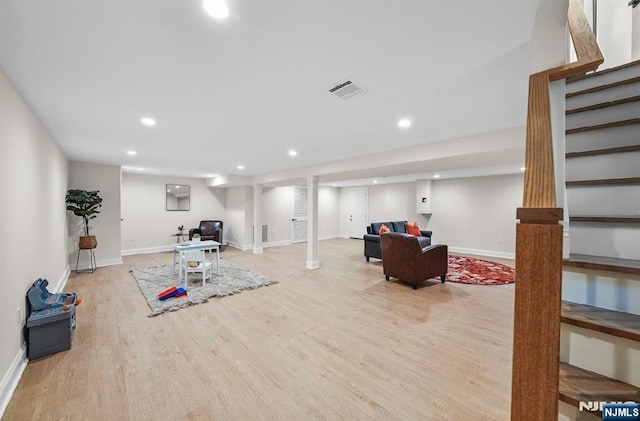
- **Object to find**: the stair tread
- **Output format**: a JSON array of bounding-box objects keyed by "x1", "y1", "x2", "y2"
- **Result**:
[
  {"x1": 567, "y1": 59, "x2": 640, "y2": 83},
  {"x1": 566, "y1": 118, "x2": 640, "y2": 134},
  {"x1": 566, "y1": 145, "x2": 640, "y2": 158},
  {"x1": 566, "y1": 177, "x2": 640, "y2": 186},
  {"x1": 564, "y1": 254, "x2": 640, "y2": 275},
  {"x1": 561, "y1": 301, "x2": 640, "y2": 342},
  {"x1": 566, "y1": 76, "x2": 640, "y2": 98},
  {"x1": 570, "y1": 215, "x2": 640, "y2": 223},
  {"x1": 566, "y1": 95, "x2": 640, "y2": 114},
  {"x1": 559, "y1": 362, "x2": 640, "y2": 410}
]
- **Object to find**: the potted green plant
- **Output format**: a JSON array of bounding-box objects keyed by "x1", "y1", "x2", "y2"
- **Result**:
[{"x1": 65, "y1": 189, "x2": 103, "y2": 250}]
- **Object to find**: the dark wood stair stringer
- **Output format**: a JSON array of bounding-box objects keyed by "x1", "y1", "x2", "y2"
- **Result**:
[
  {"x1": 559, "y1": 363, "x2": 640, "y2": 416},
  {"x1": 566, "y1": 145, "x2": 640, "y2": 158},
  {"x1": 566, "y1": 95, "x2": 640, "y2": 115}
]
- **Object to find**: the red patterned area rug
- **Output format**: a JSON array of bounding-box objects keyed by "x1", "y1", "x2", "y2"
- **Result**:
[{"x1": 446, "y1": 255, "x2": 515, "y2": 285}]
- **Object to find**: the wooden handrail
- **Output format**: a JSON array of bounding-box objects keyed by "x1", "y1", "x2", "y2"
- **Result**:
[{"x1": 511, "y1": 0, "x2": 603, "y2": 420}]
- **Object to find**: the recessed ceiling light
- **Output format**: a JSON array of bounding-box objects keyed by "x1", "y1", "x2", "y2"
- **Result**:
[
  {"x1": 206, "y1": 174, "x2": 215, "y2": 178},
  {"x1": 433, "y1": 174, "x2": 440, "y2": 178},
  {"x1": 288, "y1": 150, "x2": 297, "y2": 157},
  {"x1": 140, "y1": 117, "x2": 156, "y2": 126},
  {"x1": 137, "y1": 167, "x2": 144, "y2": 171},
  {"x1": 237, "y1": 165, "x2": 245, "y2": 170},
  {"x1": 372, "y1": 180, "x2": 378, "y2": 184},
  {"x1": 332, "y1": 184, "x2": 337, "y2": 187},
  {"x1": 203, "y1": 0, "x2": 229, "y2": 19},
  {"x1": 398, "y1": 118, "x2": 412, "y2": 128},
  {"x1": 520, "y1": 167, "x2": 526, "y2": 172},
  {"x1": 127, "y1": 150, "x2": 137, "y2": 156}
]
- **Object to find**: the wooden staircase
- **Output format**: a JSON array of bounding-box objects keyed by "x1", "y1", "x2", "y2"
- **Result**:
[{"x1": 559, "y1": 59, "x2": 640, "y2": 420}]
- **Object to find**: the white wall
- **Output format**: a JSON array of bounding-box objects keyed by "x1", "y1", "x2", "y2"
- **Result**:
[
  {"x1": 0, "y1": 70, "x2": 69, "y2": 413},
  {"x1": 634, "y1": 6, "x2": 640, "y2": 60},
  {"x1": 367, "y1": 182, "x2": 430, "y2": 229},
  {"x1": 68, "y1": 162, "x2": 122, "y2": 268},
  {"x1": 255, "y1": 185, "x2": 341, "y2": 246},
  {"x1": 121, "y1": 172, "x2": 226, "y2": 254},
  {"x1": 362, "y1": 174, "x2": 523, "y2": 258},
  {"x1": 428, "y1": 174, "x2": 523, "y2": 258},
  {"x1": 225, "y1": 186, "x2": 252, "y2": 249},
  {"x1": 262, "y1": 186, "x2": 292, "y2": 244},
  {"x1": 318, "y1": 186, "x2": 340, "y2": 239}
]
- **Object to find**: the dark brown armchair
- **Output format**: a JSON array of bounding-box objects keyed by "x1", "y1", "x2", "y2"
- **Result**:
[
  {"x1": 189, "y1": 220, "x2": 223, "y2": 245},
  {"x1": 380, "y1": 232, "x2": 448, "y2": 290}
]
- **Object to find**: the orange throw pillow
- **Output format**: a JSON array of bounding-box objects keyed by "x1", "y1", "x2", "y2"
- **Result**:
[
  {"x1": 405, "y1": 221, "x2": 421, "y2": 236},
  {"x1": 378, "y1": 224, "x2": 391, "y2": 235}
]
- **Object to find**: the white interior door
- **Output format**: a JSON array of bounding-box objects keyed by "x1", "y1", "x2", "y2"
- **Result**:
[
  {"x1": 291, "y1": 186, "x2": 307, "y2": 243},
  {"x1": 348, "y1": 187, "x2": 368, "y2": 239}
]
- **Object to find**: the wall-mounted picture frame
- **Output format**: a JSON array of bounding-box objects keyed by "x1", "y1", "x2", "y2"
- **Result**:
[{"x1": 166, "y1": 184, "x2": 190, "y2": 211}]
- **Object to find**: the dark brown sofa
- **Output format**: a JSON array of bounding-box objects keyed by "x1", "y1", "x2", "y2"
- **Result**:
[
  {"x1": 189, "y1": 220, "x2": 223, "y2": 245},
  {"x1": 380, "y1": 232, "x2": 448, "y2": 290}
]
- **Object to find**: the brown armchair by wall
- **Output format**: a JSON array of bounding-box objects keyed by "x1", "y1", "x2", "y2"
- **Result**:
[
  {"x1": 189, "y1": 220, "x2": 223, "y2": 246},
  {"x1": 380, "y1": 232, "x2": 448, "y2": 290}
]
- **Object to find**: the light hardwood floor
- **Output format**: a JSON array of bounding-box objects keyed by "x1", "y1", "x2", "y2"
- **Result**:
[{"x1": 3, "y1": 239, "x2": 516, "y2": 421}]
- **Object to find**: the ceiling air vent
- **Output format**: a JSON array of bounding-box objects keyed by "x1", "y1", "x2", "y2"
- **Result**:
[{"x1": 328, "y1": 78, "x2": 367, "y2": 100}]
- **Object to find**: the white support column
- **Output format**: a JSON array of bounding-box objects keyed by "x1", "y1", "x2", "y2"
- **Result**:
[
  {"x1": 253, "y1": 183, "x2": 263, "y2": 254},
  {"x1": 306, "y1": 175, "x2": 320, "y2": 269}
]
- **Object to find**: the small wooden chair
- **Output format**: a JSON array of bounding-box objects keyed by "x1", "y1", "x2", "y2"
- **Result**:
[{"x1": 182, "y1": 250, "x2": 212, "y2": 287}]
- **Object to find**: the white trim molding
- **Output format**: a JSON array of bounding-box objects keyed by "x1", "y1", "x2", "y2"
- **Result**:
[
  {"x1": 52, "y1": 266, "x2": 71, "y2": 293},
  {"x1": 306, "y1": 260, "x2": 320, "y2": 269},
  {"x1": 0, "y1": 345, "x2": 27, "y2": 419},
  {"x1": 448, "y1": 246, "x2": 515, "y2": 260},
  {"x1": 121, "y1": 245, "x2": 174, "y2": 256}
]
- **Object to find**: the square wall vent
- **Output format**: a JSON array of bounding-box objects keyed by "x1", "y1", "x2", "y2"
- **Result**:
[{"x1": 328, "y1": 78, "x2": 367, "y2": 100}]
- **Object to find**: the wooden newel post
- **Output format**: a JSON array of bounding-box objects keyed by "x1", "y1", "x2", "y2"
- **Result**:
[{"x1": 511, "y1": 207, "x2": 564, "y2": 420}]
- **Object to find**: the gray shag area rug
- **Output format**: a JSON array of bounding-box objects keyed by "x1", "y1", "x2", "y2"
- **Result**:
[{"x1": 131, "y1": 260, "x2": 278, "y2": 317}]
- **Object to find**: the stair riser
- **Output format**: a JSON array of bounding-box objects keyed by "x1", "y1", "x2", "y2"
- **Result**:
[
  {"x1": 559, "y1": 401, "x2": 601, "y2": 421},
  {"x1": 566, "y1": 101, "x2": 640, "y2": 129},
  {"x1": 566, "y1": 124, "x2": 640, "y2": 153},
  {"x1": 566, "y1": 151, "x2": 640, "y2": 180},
  {"x1": 567, "y1": 185, "x2": 640, "y2": 215},
  {"x1": 569, "y1": 225, "x2": 640, "y2": 261},
  {"x1": 563, "y1": 268, "x2": 640, "y2": 315},
  {"x1": 567, "y1": 82, "x2": 640, "y2": 109},
  {"x1": 560, "y1": 324, "x2": 640, "y2": 388},
  {"x1": 567, "y1": 65, "x2": 640, "y2": 93}
]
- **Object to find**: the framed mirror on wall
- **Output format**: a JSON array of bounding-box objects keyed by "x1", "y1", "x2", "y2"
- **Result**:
[{"x1": 166, "y1": 184, "x2": 190, "y2": 211}]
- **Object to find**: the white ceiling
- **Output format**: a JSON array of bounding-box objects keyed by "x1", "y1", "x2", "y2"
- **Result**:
[{"x1": 0, "y1": 0, "x2": 543, "y2": 185}]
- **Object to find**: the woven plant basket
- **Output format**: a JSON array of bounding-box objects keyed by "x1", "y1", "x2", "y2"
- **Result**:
[{"x1": 79, "y1": 235, "x2": 97, "y2": 250}]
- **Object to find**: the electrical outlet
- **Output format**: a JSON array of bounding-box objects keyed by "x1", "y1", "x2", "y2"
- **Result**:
[{"x1": 16, "y1": 308, "x2": 21, "y2": 326}]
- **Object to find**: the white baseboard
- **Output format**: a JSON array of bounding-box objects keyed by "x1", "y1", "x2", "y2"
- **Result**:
[
  {"x1": 448, "y1": 246, "x2": 515, "y2": 260},
  {"x1": 121, "y1": 245, "x2": 174, "y2": 256},
  {"x1": 0, "y1": 345, "x2": 27, "y2": 419},
  {"x1": 74, "y1": 257, "x2": 123, "y2": 270},
  {"x1": 52, "y1": 266, "x2": 71, "y2": 293},
  {"x1": 227, "y1": 240, "x2": 293, "y2": 250},
  {"x1": 226, "y1": 241, "x2": 252, "y2": 251}
]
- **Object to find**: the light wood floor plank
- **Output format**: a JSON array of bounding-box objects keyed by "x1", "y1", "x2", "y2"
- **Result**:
[{"x1": 3, "y1": 239, "x2": 515, "y2": 420}]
